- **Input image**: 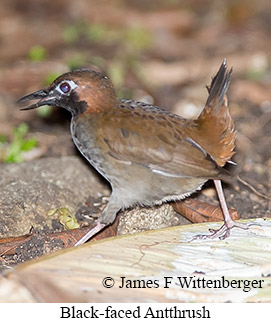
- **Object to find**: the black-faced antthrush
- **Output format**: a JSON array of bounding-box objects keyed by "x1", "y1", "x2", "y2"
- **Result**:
[{"x1": 18, "y1": 60, "x2": 255, "y2": 245}]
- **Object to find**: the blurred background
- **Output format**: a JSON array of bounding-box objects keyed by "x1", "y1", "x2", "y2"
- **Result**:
[{"x1": 0, "y1": 0, "x2": 270, "y2": 216}]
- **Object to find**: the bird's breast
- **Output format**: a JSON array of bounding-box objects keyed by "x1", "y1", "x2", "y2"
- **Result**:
[{"x1": 70, "y1": 116, "x2": 112, "y2": 182}]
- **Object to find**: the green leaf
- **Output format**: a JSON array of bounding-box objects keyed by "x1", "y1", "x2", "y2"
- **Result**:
[
  {"x1": 37, "y1": 105, "x2": 53, "y2": 118},
  {"x1": 44, "y1": 73, "x2": 60, "y2": 86},
  {"x1": 124, "y1": 27, "x2": 152, "y2": 52},
  {"x1": 62, "y1": 25, "x2": 79, "y2": 43},
  {"x1": 3, "y1": 123, "x2": 38, "y2": 163},
  {"x1": 13, "y1": 123, "x2": 29, "y2": 138},
  {"x1": 28, "y1": 45, "x2": 47, "y2": 62},
  {"x1": 21, "y1": 138, "x2": 38, "y2": 151},
  {"x1": 67, "y1": 53, "x2": 86, "y2": 71},
  {"x1": 108, "y1": 61, "x2": 125, "y2": 88},
  {"x1": 85, "y1": 23, "x2": 107, "y2": 42},
  {"x1": 0, "y1": 134, "x2": 6, "y2": 143}
]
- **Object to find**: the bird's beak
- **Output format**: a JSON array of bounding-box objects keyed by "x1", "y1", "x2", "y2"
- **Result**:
[{"x1": 18, "y1": 89, "x2": 56, "y2": 110}]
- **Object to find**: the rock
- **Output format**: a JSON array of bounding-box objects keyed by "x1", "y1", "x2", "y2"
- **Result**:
[
  {"x1": 0, "y1": 156, "x2": 181, "y2": 240},
  {"x1": 0, "y1": 156, "x2": 109, "y2": 238},
  {"x1": 117, "y1": 204, "x2": 179, "y2": 235}
]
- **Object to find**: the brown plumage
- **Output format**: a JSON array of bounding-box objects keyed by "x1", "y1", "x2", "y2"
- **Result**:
[
  {"x1": 18, "y1": 60, "x2": 254, "y2": 245},
  {"x1": 191, "y1": 64, "x2": 235, "y2": 167}
]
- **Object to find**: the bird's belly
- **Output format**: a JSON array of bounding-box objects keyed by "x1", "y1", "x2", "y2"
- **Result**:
[{"x1": 110, "y1": 163, "x2": 207, "y2": 208}]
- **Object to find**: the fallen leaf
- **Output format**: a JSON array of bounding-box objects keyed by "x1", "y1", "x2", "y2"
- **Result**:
[{"x1": 172, "y1": 198, "x2": 239, "y2": 223}]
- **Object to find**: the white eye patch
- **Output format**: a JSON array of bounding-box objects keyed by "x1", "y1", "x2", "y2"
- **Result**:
[{"x1": 56, "y1": 80, "x2": 78, "y2": 95}]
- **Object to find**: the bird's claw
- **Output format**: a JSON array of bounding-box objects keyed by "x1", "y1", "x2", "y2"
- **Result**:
[{"x1": 191, "y1": 220, "x2": 260, "y2": 242}]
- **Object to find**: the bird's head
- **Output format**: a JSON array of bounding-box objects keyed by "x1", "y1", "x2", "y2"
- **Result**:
[{"x1": 18, "y1": 69, "x2": 118, "y2": 116}]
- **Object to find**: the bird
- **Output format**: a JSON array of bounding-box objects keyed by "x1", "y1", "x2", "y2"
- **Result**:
[{"x1": 18, "y1": 60, "x2": 254, "y2": 246}]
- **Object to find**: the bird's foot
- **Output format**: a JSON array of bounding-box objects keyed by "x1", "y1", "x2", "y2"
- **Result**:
[{"x1": 192, "y1": 220, "x2": 260, "y2": 241}]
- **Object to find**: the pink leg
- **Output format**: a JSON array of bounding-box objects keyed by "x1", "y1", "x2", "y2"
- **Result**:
[
  {"x1": 193, "y1": 179, "x2": 257, "y2": 240},
  {"x1": 74, "y1": 222, "x2": 106, "y2": 246},
  {"x1": 74, "y1": 196, "x2": 120, "y2": 246}
]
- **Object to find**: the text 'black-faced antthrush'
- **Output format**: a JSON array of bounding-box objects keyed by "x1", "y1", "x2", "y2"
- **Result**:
[{"x1": 18, "y1": 60, "x2": 255, "y2": 246}]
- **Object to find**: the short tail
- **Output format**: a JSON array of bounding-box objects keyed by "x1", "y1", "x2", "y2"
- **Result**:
[
  {"x1": 190, "y1": 60, "x2": 236, "y2": 167},
  {"x1": 206, "y1": 59, "x2": 232, "y2": 110}
]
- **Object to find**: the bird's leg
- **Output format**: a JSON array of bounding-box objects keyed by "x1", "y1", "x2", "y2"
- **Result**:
[
  {"x1": 194, "y1": 179, "x2": 256, "y2": 240},
  {"x1": 74, "y1": 197, "x2": 120, "y2": 246},
  {"x1": 74, "y1": 222, "x2": 106, "y2": 246}
]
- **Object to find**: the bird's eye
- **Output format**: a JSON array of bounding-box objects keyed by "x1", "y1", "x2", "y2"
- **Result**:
[
  {"x1": 59, "y1": 82, "x2": 71, "y2": 94},
  {"x1": 56, "y1": 80, "x2": 77, "y2": 95}
]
